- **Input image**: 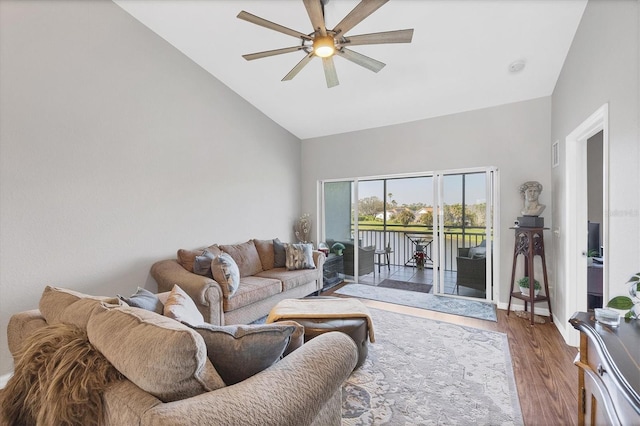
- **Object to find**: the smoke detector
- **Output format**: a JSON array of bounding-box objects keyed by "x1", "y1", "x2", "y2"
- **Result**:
[{"x1": 509, "y1": 59, "x2": 526, "y2": 73}]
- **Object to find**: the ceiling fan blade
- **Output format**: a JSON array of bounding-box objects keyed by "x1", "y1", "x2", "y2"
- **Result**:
[
  {"x1": 322, "y1": 57, "x2": 339, "y2": 88},
  {"x1": 342, "y1": 29, "x2": 414, "y2": 46},
  {"x1": 336, "y1": 48, "x2": 385, "y2": 73},
  {"x1": 303, "y1": 0, "x2": 326, "y2": 36},
  {"x1": 242, "y1": 46, "x2": 306, "y2": 61},
  {"x1": 282, "y1": 52, "x2": 315, "y2": 81},
  {"x1": 332, "y1": 0, "x2": 388, "y2": 37},
  {"x1": 237, "y1": 11, "x2": 312, "y2": 41}
]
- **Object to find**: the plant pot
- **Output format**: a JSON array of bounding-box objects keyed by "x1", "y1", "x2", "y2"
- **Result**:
[{"x1": 520, "y1": 286, "x2": 539, "y2": 297}]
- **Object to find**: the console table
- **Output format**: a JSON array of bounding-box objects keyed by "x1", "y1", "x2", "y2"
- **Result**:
[
  {"x1": 507, "y1": 227, "x2": 553, "y2": 325},
  {"x1": 569, "y1": 312, "x2": 640, "y2": 425}
]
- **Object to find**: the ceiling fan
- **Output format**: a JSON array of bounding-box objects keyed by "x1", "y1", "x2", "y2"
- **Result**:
[{"x1": 237, "y1": 0, "x2": 414, "y2": 88}]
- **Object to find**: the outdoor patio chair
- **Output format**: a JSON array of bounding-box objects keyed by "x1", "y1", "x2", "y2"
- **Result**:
[
  {"x1": 455, "y1": 245, "x2": 486, "y2": 296},
  {"x1": 326, "y1": 239, "x2": 375, "y2": 277}
]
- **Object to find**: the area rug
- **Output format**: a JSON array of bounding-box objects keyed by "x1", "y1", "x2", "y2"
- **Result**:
[
  {"x1": 377, "y1": 279, "x2": 433, "y2": 294},
  {"x1": 342, "y1": 308, "x2": 523, "y2": 425},
  {"x1": 334, "y1": 283, "x2": 497, "y2": 322}
]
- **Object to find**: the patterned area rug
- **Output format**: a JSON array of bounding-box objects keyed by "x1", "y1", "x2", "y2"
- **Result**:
[
  {"x1": 342, "y1": 308, "x2": 523, "y2": 425},
  {"x1": 377, "y1": 279, "x2": 433, "y2": 294},
  {"x1": 334, "y1": 283, "x2": 497, "y2": 322}
]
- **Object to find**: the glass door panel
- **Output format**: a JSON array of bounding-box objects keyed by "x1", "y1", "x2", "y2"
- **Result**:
[
  {"x1": 437, "y1": 171, "x2": 494, "y2": 300},
  {"x1": 385, "y1": 177, "x2": 434, "y2": 279},
  {"x1": 323, "y1": 181, "x2": 353, "y2": 243},
  {"x1": 322, "y1": 181, "x2": 360, "y2": 281}
]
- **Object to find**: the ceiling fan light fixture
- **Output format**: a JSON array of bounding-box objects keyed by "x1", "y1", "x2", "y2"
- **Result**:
[{"x1": 313, "y1": 35, "x2": 335, "y2": 58}]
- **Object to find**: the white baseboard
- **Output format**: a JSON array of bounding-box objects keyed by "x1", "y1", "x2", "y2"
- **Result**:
[{"x1": 0, "y1": 372, "x2": 13, "y2": 389}]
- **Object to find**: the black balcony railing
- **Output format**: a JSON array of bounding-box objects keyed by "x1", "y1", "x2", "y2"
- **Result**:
[{"x1": 353, "y1": 226, "x2": 488, "y2": 271}]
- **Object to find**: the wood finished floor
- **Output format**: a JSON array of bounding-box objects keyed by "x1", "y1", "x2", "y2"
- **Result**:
[{"x1": 323, "y1": 283, "x2": 579, "y2": 426}]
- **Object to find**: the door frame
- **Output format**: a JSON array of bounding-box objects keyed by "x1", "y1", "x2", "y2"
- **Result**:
[{"x1": 564, "y1": 103, "x2": 609, "y2": 346}]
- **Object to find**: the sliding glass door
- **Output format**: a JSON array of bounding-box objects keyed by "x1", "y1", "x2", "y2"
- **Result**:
[{"x1": 321, "y1": 168, "x2": 497, "y2": 301}]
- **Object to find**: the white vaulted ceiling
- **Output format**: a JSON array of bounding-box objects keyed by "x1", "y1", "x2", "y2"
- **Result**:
[{"x1": 114, "y1": 0, "x2": 587, "y2": 139}]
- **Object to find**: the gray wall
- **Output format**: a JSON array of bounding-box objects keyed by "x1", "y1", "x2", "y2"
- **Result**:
[
  {"x1": 0, "y1": 0, "x2": 301, "y2": 375},
  {"x1": 551, "y1": 0, "x2": 639, "y2": 332},
  {"x1": 301, "y1": 97, "x2": 553, "y2": 309}
]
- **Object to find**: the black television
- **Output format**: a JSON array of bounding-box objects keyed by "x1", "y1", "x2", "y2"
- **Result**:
[{"x1": 588, "y1": 222, "x2": 600, "y2": 256}]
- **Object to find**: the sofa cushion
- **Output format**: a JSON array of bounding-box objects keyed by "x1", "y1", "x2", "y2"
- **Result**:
[
  {"x1": 222, "y1": 276, "x2": 282, "y2": 312},
  {"x1": 255, "y1": 268, "x2": 319, "y2": 292},
  {"x1": 253, "y1": 239, "x2": 275, "y2": 271},
  {"x1": 87, "y1": 306, "x2": 225, "y2": 403},
  {"x1": 219, "y1": 240, "x2": 263, "y2": 277},
  {"x1": 163, "y1": 284, "x2": 205, "y2": 326},
  {"x1": 58, "y1": 297, "x2": 123, "y2": 330},
  {"x1": 184, "y1": 322, "x2": 299, "y2": 385},
  {"x1": 211, "y1": 253, "x2": 241, "y2": 298},
  {"x1": 39, "y1": 286, "x2": 120, "y2": 325},
  {"x1": 176, "y1": 245, "x2": 221, "y2": 272},
  {"x1": 273, "y1": 238, "x2": 286, "y2": 268},
  {"x1": 118, "y1": 287, "x2": 163, "y2": 314},
  {"x1": 284, "y1": 243, "x2": 316, "y2": 271}
]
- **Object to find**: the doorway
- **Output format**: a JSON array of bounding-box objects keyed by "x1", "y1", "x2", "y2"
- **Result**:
[
  {"x1": 564, "y1": 104, "x2": 609, "y2": 346},
  {"x1": 586, "y1": 131, "x2": 604, "y2": 311}
]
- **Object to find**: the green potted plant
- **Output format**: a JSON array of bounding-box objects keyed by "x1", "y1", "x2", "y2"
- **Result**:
[
  {"x1": 331, "y1": 242, "x2": 345, "y2": 256},
  {"x1": 606, "y1": 272, "x2": 640, "y2": 319},
  {"x1": 517, "y1": 277, "x2": 541, "y2": 297},
  {"x1": 587, "y1": 249, "x2": 599, "y2": 266}
]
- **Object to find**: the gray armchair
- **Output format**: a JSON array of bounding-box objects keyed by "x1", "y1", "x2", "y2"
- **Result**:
[
  {"x1": 456, "y1": 246, "x2": 487, "y2": 296},
  {"x1": 327, "y1": 239, "x2": 375, "y2": 277}
]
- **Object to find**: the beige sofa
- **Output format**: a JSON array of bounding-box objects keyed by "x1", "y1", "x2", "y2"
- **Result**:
[
  {"x1": 151, "y1": 239, "x2": 325, "y2": 325},
  {"x1": 2, "y1": 286, "x2": 357, "y2": 426}
]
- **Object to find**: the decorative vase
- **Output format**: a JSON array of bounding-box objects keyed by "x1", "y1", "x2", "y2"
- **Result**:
[
  {"x1": 294, "y1": 213, "x2": 311, "y2": 243},
  {"x1": 520, "y1": 286, "x2": 539, "y2": 297}
]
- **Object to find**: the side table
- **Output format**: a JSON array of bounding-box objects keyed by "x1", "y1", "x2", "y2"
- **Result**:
[
  {"x1": 374, "y1": 249, "x2": 392, "y2": 273},
  {"x1": 322, "y1": 254, "x2": 344, "y2": 291},
  {"x1": 507, "y1": 227, "x2": 553, "y2": 325}
]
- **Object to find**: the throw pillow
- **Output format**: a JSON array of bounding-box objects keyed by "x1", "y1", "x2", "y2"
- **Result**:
[
  {"x1": 273, "y1": 238, "x2": 286, "y2": 268},
  {"x1": 277, "y1": 320, "x2": 305, "y2": 357},
  {"x1": 185, "y1": 322, "x2": 299, "y2": 385},
  {"x1": 284, "y1": 243, "x2": 316, "y2": 271},
  {"x1": 3, "y1": 322, "x2": 123, "y2": 426},
  {"x1": 211, "y1": 253, "x2": 240, "y2": 298},
  {"x1": 163, "y1": 285, "x2": 205, "y2": 326},
  {"x1": 253, "y1": 238, "x2": 275, "y2": 270},
  {"x1": 176, "y1": 245, "x2": 221, "y2": 272},
  {"x1": 468, "y1": 246, "x2": 487, "y2": 259},
  {"x1": 193, "y1": 249, "x2": 217, "y2": 277},
  {"x1": 118, "y1": 287, "x2": 164, "y2": 314},
  {"x1": 219, "y1": 240, "x2": 263, "y2": 277}
]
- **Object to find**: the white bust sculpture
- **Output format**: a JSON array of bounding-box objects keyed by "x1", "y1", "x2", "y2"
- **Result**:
[{"x1": 519, "y1": 181, "x2": 545, "y2": 216}]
